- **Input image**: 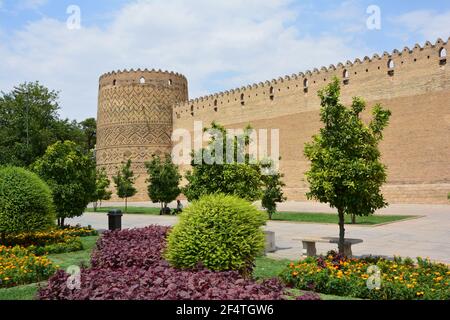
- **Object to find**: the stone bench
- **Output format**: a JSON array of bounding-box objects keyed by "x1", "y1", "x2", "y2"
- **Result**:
[{"x1": 293, "y1": 237, "x2": 363, "y2": 257}]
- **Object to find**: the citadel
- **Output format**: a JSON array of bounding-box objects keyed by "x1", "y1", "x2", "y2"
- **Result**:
[{"x1": 96, "y1": 38, "x2": 450, "y2": 204}]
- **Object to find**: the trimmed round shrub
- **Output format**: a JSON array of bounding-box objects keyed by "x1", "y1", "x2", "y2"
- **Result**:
[
  {"x1": 0, "y1": 166, "x2": 55, "y2": 234},
  {"x1": 165, "y1": 194, "x2": 267, "y2": 274}
]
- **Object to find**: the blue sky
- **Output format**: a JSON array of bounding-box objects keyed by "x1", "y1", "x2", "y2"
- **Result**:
[{"x1": 1, "y1": 0, "x2": 449, "y2": 120}]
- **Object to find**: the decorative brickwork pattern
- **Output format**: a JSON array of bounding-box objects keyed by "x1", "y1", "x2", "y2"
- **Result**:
[
  {"x1": 97, "y1": 39, "x2": 450, "y2": 203},
  {"x1": 96, "y1": 69, "x2": 188, "y2": 200}
]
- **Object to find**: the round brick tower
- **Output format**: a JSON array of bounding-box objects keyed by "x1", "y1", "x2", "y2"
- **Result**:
[{"x1": 96, "y1": 69, "x2": 189, "y2": 201}]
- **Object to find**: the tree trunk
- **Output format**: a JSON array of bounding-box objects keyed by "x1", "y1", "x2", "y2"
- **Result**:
[
  {"x1": 1, "y1": 232, "x2": 5, "y2": 245},
  {"x1": 338, "y1": 208, "x2": 345, "y2": 255},
  {"x1": 61, "y1": 218, "x2": 65, "y2": 228},
  {"x1": 125, "y1": 197, "x2": 128, "y2": 213},
  {"x1": 93, "y1": 202, "x2": 98, "y2": 212},
  {"x1": 351, "y1": 213, "x2": 356, "y2": 224}
]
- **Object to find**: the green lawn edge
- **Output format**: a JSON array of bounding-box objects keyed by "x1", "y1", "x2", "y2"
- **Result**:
[{"x1": 87, "y1": 206, "x2": 417, "y2": 226}]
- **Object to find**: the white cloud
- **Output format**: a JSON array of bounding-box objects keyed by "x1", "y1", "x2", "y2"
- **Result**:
[
  {"x1": 16, "y1": 0, "x2": 48, "y2": 10},
  {"x1": 318, "y1": 0, "x2": 369, "y2": 34},
  {"x1": 0, "y1": 0, "x2": 365, "y2": 120},
  {"x1": 393, "y1": 10, "x2": 450, "y2": 41}
]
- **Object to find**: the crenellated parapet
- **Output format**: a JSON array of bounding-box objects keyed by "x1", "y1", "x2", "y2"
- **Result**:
[
  {"x1": 174, "y1": 38, "x2": 449, "y2": 119},
  {"x1": 99, "y1": 68, "x2": 188, "y2": 90}
]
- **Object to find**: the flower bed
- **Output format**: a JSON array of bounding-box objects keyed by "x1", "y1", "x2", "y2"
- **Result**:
[
  {"x1": 27, "y1": 237, "x2": 83, "y2": 256},
  {"x1": 1, "y1": 226, "x2": 97, "y2": 256},
  {"x1": 39, "y1": 226, "x2": 306, "y2": 300},
  {"x1": 0, "y1": 246, "x2": 57, "y2": 288},
  {"x1": 2, "y1": 226, "x2": 97, "y2": 248},
  {"x1": 280, "y1": 251, "x2": 450, "y2": 300}
]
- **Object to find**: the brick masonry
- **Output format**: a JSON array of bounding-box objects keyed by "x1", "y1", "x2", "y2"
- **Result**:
[{"x1": 97, "y1": 39, "x2": 450, "y2": 204}]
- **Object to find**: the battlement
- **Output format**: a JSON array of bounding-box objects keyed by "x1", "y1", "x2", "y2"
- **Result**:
[
  {"x1": 99, "y1": 68, "x2": 188, "y2": 92},
  {"x1": 174, "y1": 38, "x2": 449, "y2": 118}
]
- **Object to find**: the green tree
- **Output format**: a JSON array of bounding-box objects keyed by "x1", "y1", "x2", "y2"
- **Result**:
[
  {"x1": 304, "y1": 77, "x2": 391, "y2": 254},
  {"x1": 145, "y1": 154, "x2": 181, "y2": 211},
  {"x1": 0, "y1": 82, "x2": 85, "y2": 166},
  {"x1": 79, "y1": 118, "x2": 97, "y2": 152},
  {"x1": 113, "y1": 159, "x2": 137, "y2": 212},
  {"x1": 92, "y1": 168, "x2": 112, "y2": 212},
  {"x1": 32, "y1": 141, "x2": 96, "y2": 227},
  {"x1": 261, "y1": 161, "x2": 286, "y2": 220},
  {"x1": 183, "y1": 122, "x2": 264, "y2": 201}
]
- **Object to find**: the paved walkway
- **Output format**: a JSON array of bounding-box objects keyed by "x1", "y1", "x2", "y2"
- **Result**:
[{"x1": 72, "y1": 201, "x2": 450, "y2": 264}]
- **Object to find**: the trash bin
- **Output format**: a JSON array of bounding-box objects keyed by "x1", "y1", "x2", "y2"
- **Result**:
[{"x1": 108, "y1": 209, "x2": 123, "y2": 231}]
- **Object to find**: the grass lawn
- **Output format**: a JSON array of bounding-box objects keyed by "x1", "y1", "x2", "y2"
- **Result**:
[
  {"x1": 0, "y1": 235, "x2": 99, "y2": 300},
  {"x1": 88, "y1": 206, "x2": 416, "y2": 225},
  {"x1": 272, "y1": 212, "x2": 416, "y2": 225},
  {"x1": 87, "y1": 206, "x2": 161, "y2": 215}
]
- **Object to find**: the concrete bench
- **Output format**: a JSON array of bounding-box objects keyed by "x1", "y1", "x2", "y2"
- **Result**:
[
  {"x1": 264, "y1": 231, "x2": 276, "y2": 253},
  {"x1": 293, "y1": 237, "x2": 363, "y2": 257}
]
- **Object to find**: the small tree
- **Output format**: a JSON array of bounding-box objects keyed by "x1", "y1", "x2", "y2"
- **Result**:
[
  {"x1": 184, "y1": 122, "x2": 263, "y2": 202},
  {"x1": 113, "y1": 159, "x2": 137, "y2": 212},
  {"x1": 261, "y1": 161, "x2": 286, "y2": 220},
  {"x1": 79, "y1": 118, "x2": 97, "y2": 152},
  {"x1": 304, "y1": 78, "x2": 391, "y2": 254},
  {"x1": 32, "y1": 140, "x2": 96, "y2": 227},
  {"x1": 92, "y1": 168, "x2": 112, "y2": 212},
  {"x1": 145, "y1": 154, "x2": 181, "y2": 211}
]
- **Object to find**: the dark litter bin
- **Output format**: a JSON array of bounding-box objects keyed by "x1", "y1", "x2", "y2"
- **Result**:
[{"x1": 108, "y1": 209, "x2": 123, "y2": 231}]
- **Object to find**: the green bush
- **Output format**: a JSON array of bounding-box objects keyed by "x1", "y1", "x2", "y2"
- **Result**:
[
  {"x1": 165, "y1": 194, "x2": 267, "y2": 274},
  {"x1": 0, "y1": 167, "x2": 55, "y2": 234},
  {"x1": 27, "y1": 237, "x2": 83, "y2": 256}
]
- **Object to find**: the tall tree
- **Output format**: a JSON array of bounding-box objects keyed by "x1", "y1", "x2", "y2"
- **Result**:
[
  {"x1": 32, "y1": 140, "x2": 96, "y2": 227},
  {"x1": 145, "y1": 154, "x2": 181, "y2": 211},
  {"x1": 304, "y1": 77, "x2": 391, "y2": 254},
  {"x1": 0, "y1": 82, "x2": 85, "y2": 166},
  {"x1": 113, "y1": 159, "x2": 137, "y2": 212},
  {"x1": 92, "y1": 168, "x2": 112, "y2": 212}
]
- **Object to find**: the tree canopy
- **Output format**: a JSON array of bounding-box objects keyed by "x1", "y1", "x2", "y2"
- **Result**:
[
  {"x1": 92, "y1": 168, "x2": 112, "y2": 211},
  {"x1": 304, "y1": 77, "x2": 391, "y2": 253},
  {"x1": 183, "y1": 122, "x2": 264, "y2": 202},
  {"x1": 145, "y1": 155, "x2": 181, "y2": 209},
  {"x1": 31, "y1": 140, "x2": 96, "y2": 227},
  {"x1": 0, "y1": 82, "x2": 96, "y2": 166},
  {"x1": 113, "y1": 159, "x2": 137, "y2": 212}
]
